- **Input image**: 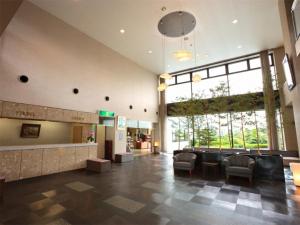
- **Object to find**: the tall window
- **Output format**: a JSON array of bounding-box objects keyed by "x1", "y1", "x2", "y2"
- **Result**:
[{"x1": 165, "y1": 53, "x2": 280, "y2": 151}]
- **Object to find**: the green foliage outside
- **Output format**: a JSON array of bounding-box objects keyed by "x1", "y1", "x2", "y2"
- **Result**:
[{"x1": 169, "y1": 81, "x2": 269, "y2": 150}]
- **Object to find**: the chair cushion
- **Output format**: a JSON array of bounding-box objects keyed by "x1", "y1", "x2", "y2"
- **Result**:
[
  {"x1": 174, "y1": 162, "x2": 192, "y2": 169},
  {"x1": 176, "y1": 153, "x2": 196, "y2": 162},
  {"x1": 227, "y1": 155, "x2": 251, "y2": 167},
  {"x1": 227, "y1": 166, "x2": 252, "y2": 175}
]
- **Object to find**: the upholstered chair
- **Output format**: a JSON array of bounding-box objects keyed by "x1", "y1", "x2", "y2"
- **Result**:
[
  {"x1": 223, "y1": 155, "x2": 255, "y2": 184},
  {"x1": 173, "y1": 153, "x2": 197, "y2": 175}
]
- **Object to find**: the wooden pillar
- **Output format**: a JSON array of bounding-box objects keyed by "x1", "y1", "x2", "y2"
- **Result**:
[
  {"x1": 273, "y1": 47, "x2": 298, "y2": 150},
  {"x1": 159, "y1": 78, "x2": 167, "y2": 152},
  {"x1": 261, "y1": 50, "x2": 279, "y2": 150}
]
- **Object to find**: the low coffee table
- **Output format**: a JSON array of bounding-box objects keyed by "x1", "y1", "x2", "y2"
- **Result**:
[
  {"x1": 86, "y1": 159, "x2": 111, "y2": 173},
  {"x1": 202, "y1": 161, "x2": 219, "y2": 179}
]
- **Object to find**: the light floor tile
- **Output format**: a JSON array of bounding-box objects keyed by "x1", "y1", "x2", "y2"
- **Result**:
[
  {"x1": 65, "y1": 181, "x2": 93, "y2": 192},
  {"x1": 104, "y1": 195, "x2": 145, "y2": 213},
  {"x1": 237, "y1": 198, "x2": 262, "y2": 209}
]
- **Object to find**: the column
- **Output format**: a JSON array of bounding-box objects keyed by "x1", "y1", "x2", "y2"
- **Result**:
[
  {"x1": 159, "y1": 78, "x2": 167, "y2": 152},
  {"x1": 260, "y1": 50, "x2": 279, "y2": 150},
  {"x1": 273, "y1": 47, "x2": 298, "y2": 150}
]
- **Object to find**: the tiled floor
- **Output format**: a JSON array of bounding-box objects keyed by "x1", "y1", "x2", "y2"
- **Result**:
[{"x1": 0, "y1": 154, "x2": 299, "y2": 225}]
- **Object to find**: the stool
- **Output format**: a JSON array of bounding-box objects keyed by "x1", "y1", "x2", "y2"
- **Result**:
[
  {"x1": 0, "y1": 176, "x2": 5, "y2": 201},
  {"x1": 115, "y1": 153, "x2": 133, "y2": 163},
  {"x1": 86, "y1": 159, "x2": 111, "y2": 173},
  {"x1": 202, "y1": 162, "x2": 219, "y2": 179}
]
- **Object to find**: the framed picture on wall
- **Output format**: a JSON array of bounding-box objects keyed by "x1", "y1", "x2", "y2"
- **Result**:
[
  {"x1": 117, "y1": 116, "x2": 126, "y2": 130},
  {"x1": 20, "y1": 124, "x2": 41, "y2": 138}
]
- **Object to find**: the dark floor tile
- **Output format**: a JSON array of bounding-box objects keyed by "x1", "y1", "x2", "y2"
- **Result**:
[
  {"x1": 206, "y1": 181, "x2": 224, "y2": 188},
  {"x1": 191, "y1": 196, "x2": 213, "y2": 205}
]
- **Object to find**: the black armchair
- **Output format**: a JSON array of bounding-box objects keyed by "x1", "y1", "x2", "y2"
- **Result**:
[
  {"x1": 173, "y1": 153, "x2": 197, "y2": 175},
  {"x1": 223, "y1": 155, "x2": 255, "y2": 184}
]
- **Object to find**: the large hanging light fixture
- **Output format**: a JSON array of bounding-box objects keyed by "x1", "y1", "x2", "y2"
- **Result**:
[
  {"x1": 158, "y1": 34, "x2": 171, "y2": 91},
  {"x1": 173, "y1": 49, "x2": 192, "y2": 62},
  {"x1": 192, "y1": 32, "x2": 201, "y2": 83}
]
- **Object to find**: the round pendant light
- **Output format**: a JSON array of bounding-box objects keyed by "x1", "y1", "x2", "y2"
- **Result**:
[
  {"x1": 192, "y1": 73, "x2": 202, "y2": 83},
  {"x1": 157, "y1": 83, "x2": 168, "y2": 91}
]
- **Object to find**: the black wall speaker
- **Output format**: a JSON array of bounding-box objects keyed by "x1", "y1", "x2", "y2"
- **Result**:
[
  {"x1": 19, "y1": 75, "x2": 29, "y2": 83},
  {"x1": 73, "y1": 88, "x2": 79, "y2": 94}
]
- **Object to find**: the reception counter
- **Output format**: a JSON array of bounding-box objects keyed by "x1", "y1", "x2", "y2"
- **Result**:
[{"x1": 0, "y1": 143, "x2": 98, "y2": 182}]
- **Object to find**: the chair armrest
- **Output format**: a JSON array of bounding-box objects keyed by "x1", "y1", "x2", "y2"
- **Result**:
[
  {"x1": 173, "y1": 155, "x2": 178, "y2": 162},
  {"x1": 248, "y1": 159, "x2": 255, "y2": 171},
  {"x1": 223, "y1": 158, "x2": 230, "y2": 167}
]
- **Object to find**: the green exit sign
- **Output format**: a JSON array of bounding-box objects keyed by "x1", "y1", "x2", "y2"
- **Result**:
[{"x1": 99, "y1": 110, "x2": 115, "y2": 117}]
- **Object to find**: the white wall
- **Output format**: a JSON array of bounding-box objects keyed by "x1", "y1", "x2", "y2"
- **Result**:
[
  {"x1": 0, "y1": 1, "x2": 158, "y2": 122},
  {"x1": 0, "y1": 118, "x2": 72, "y2": 146}
]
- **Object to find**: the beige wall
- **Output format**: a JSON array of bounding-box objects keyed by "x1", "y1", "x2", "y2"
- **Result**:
[
  {"x1": 0, "y1": 118, "x2": 72, "y2": 146},
  {"x1": 0, "y1": 1, "x2": 158, "y2": 122},
  {"x1": 278, "y1": 0, "x2": 300, "y2": 153}
]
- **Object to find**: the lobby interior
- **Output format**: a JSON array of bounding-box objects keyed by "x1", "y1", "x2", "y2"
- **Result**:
[{"x1": 1, "y1": 0, "x2": 300, "y2": 225}]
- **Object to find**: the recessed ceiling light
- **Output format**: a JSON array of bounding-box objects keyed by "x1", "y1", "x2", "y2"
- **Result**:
[
  {"x1": 167, "y1": 65, "x2": 170, "y2": 67},
  {"x1": 120, "y1": 29, "x2": 125, "y2": 34},
  {"x1": 232, "y1": 19, "x2": 238, "y2": 24},
  {"x1": 237, "y1": 45, "x2": 242, "y2": 49},
  {"x1": 148, "y1": 50, "x2": 153, "y2": 54}
]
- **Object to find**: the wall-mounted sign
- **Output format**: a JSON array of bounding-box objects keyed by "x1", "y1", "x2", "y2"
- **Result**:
[
  {"x1": 139, "y1": 121, "x2": 152, "y2": 129},
  {"x1": 98, "y1": 110, "x2": 115, "y2": 117},
  {"x1": 126, "y1": 119, "x2": 138, "y2": 128},
  {"x1": 117, "y1": 116, "x2": 126, "y2": 130}
]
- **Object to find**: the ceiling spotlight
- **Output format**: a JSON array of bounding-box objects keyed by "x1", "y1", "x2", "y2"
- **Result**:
[
  {"x1": 148, "y1": 50, "x2": 153, "y2": 54},
  {"x1": 161, "y1": 6, "x2": 166, "y2": 11},
  {"x1": 237, "y1": 45, "x2": 242, "y2": 49},
  {"x1": 232, "y1": 19, "x2": 238, "y2": 24},
  {"x1": 120, "y1": 29, "x2": 125, "y2": 34}
]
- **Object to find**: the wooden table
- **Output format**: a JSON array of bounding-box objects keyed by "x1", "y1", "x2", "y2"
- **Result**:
[{"x1": 202, "y1": 162, "x2": 219, "y2": 179}]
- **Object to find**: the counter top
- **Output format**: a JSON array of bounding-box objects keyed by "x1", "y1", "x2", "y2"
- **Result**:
[{"x1": 0, "y1": 143, "x2": 98, "y2": 151}]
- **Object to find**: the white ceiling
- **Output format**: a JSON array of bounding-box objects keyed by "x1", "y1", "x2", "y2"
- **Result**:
[{"x1": 29, "y1": 0, "x2": 283, "y2": 74}]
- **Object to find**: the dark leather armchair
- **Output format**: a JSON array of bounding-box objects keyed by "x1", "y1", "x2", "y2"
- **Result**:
[
  {"x1": 173, "y1": 153, "x2": 197, "y2": 175},
  {"x1": 223, "y1": 155, "x2": 255, "y2": 183}
]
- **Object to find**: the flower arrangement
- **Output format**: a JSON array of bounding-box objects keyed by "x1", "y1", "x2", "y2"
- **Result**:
[{"x1": 87, "y1": 130, "x2": 95, "y2": 143}]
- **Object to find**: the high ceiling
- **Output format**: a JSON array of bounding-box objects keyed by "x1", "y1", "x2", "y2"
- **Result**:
[{"x1": 29, "y1": 0, "x2": 283, "y2": 74}]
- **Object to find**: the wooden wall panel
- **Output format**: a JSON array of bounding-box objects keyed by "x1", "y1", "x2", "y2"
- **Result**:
[
  {"x1": 46, "y1": 107, "x2": 64, "y2": 122},
  {"x1": 0, "y1": 100, "x2": 98, "y2": 124},
  {"x1": 2, "y1": 102, "x2": 28, "y2": 118},
  {"x1": 88, "y1": 145, "x2": 98, "y2": 159},
  {"x1": 0, "y1": 150, "x2": 21, "y2": 181},
  {"x1": 75, "y1": 146, "x2": 89, "y2": 169},
  {"x1": 20, "y1": 149, "x2": 43, "y2": 179},
  {"x1": 0, "y1": 101, "x2": 2, "y2": 117},
  {"x1": 42, "y1": 148, "x2": 60, "y2": 175},
  {"x1": 28, "y1": 105, "x2": 47, "y2": 120},
  {"x1": 59, "y1": 147, "x2": 76, "y2": 172}
]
